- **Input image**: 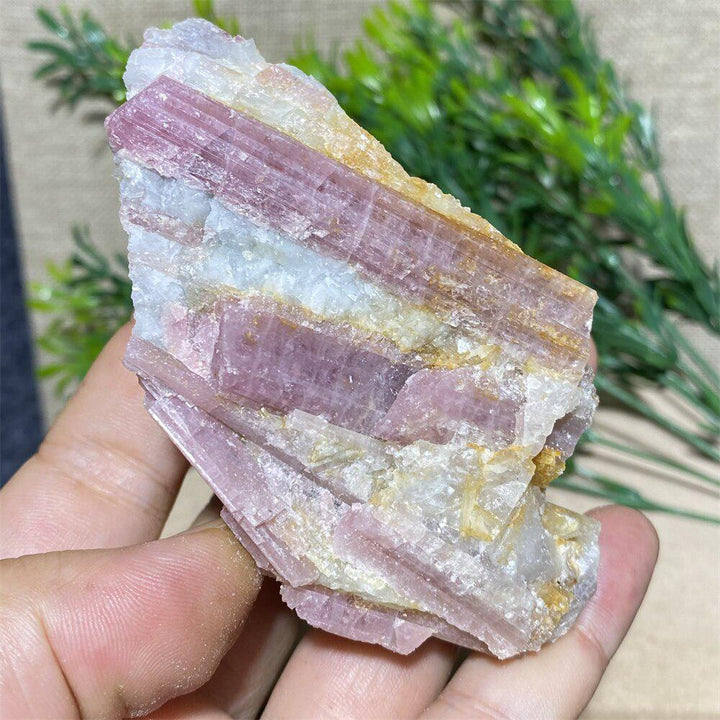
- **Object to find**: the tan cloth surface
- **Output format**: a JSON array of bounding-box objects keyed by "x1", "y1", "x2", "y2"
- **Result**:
[{"x1": 2, "y1": 1, "x2": 719, "y2": 717}]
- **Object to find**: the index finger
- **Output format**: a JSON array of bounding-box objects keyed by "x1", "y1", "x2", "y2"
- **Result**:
[{"x1": 0, "y1": 325, "x2": 188, "y2": 558}]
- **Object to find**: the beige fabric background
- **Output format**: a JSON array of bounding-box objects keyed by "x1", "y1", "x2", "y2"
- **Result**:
[{"x1": 1, "y1": 1, "x2": 718, "y2": 717}]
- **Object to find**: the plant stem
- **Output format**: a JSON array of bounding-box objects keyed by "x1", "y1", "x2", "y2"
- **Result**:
[
  {"x1": 594, "y1": 374, "x2": 720, "y2": 462},
  {"x1": 585, "y1": 430, "x2": 720, "y2": 487},
  {"x1": 659, "y1": 373, "x2": 720, "y2": 434},
  {"x1": 557, "y1": 469, "x2": 720, "y2": 524},
  {"x1": 665, "y1": 321, "x2": 720, "y2": 391}
]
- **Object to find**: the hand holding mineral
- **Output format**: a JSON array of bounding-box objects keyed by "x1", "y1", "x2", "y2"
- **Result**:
[
  {"x1": 0, "y1": 326, "x2": 658, "y2": 719},
  {"x1": 1, "y1": 18, "x2": 659, "y2": 718}
]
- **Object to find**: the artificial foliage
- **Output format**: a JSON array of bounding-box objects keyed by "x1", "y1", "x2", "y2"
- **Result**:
[
  {"x1": 28, "y1": 226, "x2": 132, "y2": 395},
  {"x1": 28, "y1": 0, "x2": 719, "y2": 520}
]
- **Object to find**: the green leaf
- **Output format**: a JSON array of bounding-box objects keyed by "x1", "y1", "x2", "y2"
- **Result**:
[
  {"x1": 30, "y1": 226, "x2": 132, "y2": 397},
  {"x1": 35, "y1": 8, "x2": 67, "y2": 37}
]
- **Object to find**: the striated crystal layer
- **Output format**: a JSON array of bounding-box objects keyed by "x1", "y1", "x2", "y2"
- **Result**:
[{"x1": 108, "y1": 18, "x2": 600, "y2": 658}]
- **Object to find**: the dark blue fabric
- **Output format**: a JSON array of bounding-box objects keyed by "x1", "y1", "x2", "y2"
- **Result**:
[{"x1": 1, "y1": 106, "x2": 44, "y2": 485}]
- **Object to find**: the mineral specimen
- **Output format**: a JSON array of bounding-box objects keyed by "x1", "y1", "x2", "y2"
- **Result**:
[{"x1": 106, "y1": 19, "x2": 600, "y2": 658}]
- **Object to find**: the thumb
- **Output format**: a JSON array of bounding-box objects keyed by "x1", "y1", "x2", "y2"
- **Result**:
[{"x1": 0, "y1": 521, "x2": 261, "y2": 719}]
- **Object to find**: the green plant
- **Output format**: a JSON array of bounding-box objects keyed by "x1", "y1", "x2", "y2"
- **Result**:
[
  {"x1": 28, "y1": 226, "x2": 132, "y2": 395},
  {"x1": 29, "y1": 6, "x2": 132, "y2": 107},
  {"x1": 28, "y1": 0, "x2": 719, "y2": 520}
]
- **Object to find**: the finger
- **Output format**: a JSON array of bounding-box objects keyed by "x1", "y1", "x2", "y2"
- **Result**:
[
  {"x1": 261, "y1": 631, "x2": 456, "y2": 720},
  {"x1": 203, "y1": 579, "x2": 302, "y2": 719},
  {"x1": 171, "y1": 500, "x2": 303, "y2": 719},
  {"x1": 0, "y1": 324, "x2": 188, "y2": 557},
  {"x1": 421, "y1": 506, "x2": 658, "y2": 720},
  {"x1": 0, "y1": 521, "x2": 261, "y2": 719}
]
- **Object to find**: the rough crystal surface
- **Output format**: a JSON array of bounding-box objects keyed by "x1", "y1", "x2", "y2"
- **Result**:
[{"x1": 107, "y1": 19, "x2": 600, "y2": 658}]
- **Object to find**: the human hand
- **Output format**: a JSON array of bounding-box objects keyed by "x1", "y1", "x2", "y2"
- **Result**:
[{"x1": 0, "y1": 326, "x2": 657, "y2": 719}]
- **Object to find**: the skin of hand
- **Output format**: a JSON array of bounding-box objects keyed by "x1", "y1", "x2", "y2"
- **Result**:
[{"x1": 0, "y1": 325, "x2": 657, "y2": 720}]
